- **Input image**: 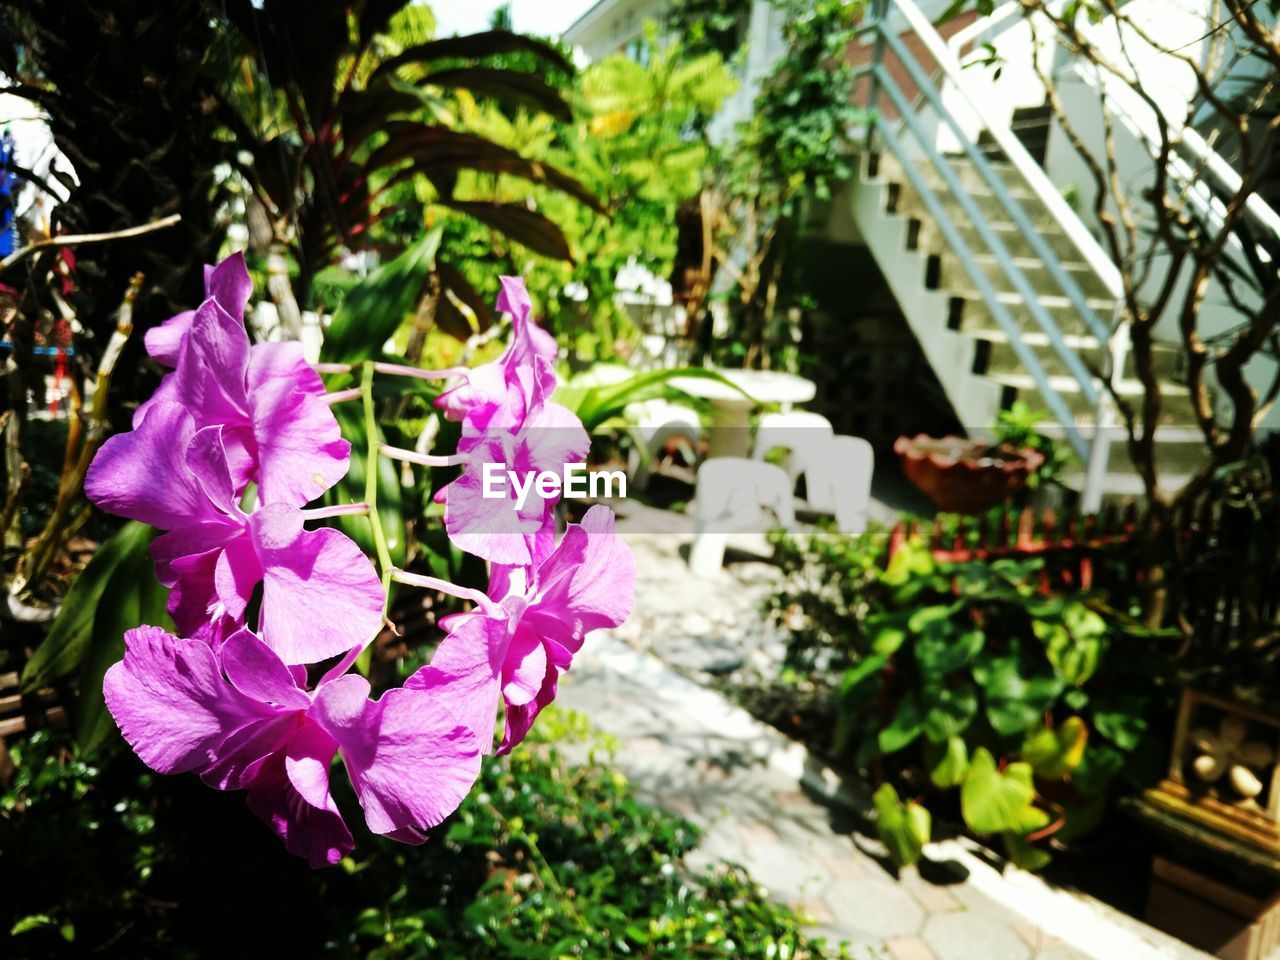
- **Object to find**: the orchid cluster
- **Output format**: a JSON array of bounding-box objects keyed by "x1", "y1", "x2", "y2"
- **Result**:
[{"x1": 85, "y1": 255, "x2": 635, "y2": 867}]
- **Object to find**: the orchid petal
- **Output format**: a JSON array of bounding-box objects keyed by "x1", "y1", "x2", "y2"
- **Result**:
[
  {"x1": 252, "y1": 504, "x2": 384, "y2": 664},
  {"x1": 311, "y1": 674, "x2": 482, "y2": 839},
  {"x1": 103, "y1": 626, "x2": 263, "y2": 775}
]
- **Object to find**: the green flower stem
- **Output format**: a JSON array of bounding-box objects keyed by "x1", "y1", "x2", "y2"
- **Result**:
[{"x1": 361, "y1": 360, "x2": 395, "y2": 613}]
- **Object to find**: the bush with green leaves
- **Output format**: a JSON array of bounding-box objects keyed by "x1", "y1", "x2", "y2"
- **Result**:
[
  {"x1": 2, "y1": 711, "x2": 851, "y2": 959},
  {"x1": 767, "y1": 533, "x2": 1177, "y2": 870}
]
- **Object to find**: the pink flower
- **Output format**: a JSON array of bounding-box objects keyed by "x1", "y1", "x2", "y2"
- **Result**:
[
  {"x1": 407, "y1": 505, "x2": 634, "y2": 753},
  {"x1": 441, "y1": 356, "x2": 589, "y2": 566},
  {"x1": 85, "y1": 402, "x2": 384, "y2": 664},
  {"x1": 137, "y1": 257, "x2": 344, "y2": 508},
  {"x1": 144, "y1": 253, "x2": 254, "y2": 367},
  {"x1": 104, "y1": 626, "x2": 482, "y2": 867},
  {"x1": 435, "y1": 276, "x2": 558, "y2": 427}
]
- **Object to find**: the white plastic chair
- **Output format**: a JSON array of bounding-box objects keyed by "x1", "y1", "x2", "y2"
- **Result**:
[
  {"x1": 625, "y1": 399, "x2": 702, "y2": 490},
  {"x1": 689, "y1": 457, "x2": 796, "y2": 575},
  {"x1": 752, "y1": 411, "x2": 834, "y2": 485},
  {"x1": 804, "y1": 435, "x2": 875, "y2": 534}
]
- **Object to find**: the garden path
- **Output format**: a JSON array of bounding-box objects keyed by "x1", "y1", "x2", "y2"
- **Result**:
[{"x1": 556, "y1": 522, "x2": 1210, "y2": 960}]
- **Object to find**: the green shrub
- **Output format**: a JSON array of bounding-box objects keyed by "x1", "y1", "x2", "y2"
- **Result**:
[
  {"x1": 765, "y1": 531, "x2": 1177, "y2": 869},
  {"x1": 2, "y1": 711, "x2": 851, "y2": 959}
]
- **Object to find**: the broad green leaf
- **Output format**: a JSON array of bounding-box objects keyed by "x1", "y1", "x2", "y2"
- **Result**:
[
  {"x1": 973, "y1": 656, "x2": 1063, "y2": 735},
  {"x1": 927, "y1": 736, "x2": 970, "y2": 788},
  {"x1": 915, "y1": 627, "x2": 984, "y2": 677},
  {"x1": 322, "y1": 229, "x2": 441, "y2": 363},
  {"x1": 923, "y1": 681, "x2": 979, "y2": 742},
  {"x1": 21, "y1": 521, "x2": 155, "y2": 691},
  {"x1": 878, "y1": 691, "x2": 924, "y2": 755},
  {"x1": 1022, "y1": 716, "x2": 1088, "y2": 780},
  {"x1": 873, "y1": 783, "x2": 931, "y2": 867},
  {"x1": 1035, "y1": 602, "x2": 1107, "y2": 686},
  {"x1": 76, "y1": 533, "x2": 174, "y2": 754},
  {"x1": 961, "y1": 747, "x2": 1035, "y2": 835}
]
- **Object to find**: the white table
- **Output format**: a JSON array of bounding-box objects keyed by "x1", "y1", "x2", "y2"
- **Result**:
[{"x1": 670, "y1": 369, "x2": 817, "y2": 458}]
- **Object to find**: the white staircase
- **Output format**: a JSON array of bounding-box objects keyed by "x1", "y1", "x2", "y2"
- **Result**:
[{"x1": 851, "y1": 0, "x2": 1211, "y2": 505}]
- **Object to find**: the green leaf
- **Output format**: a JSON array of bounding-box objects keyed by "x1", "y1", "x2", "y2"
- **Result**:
[
  {"x1": 420, "y1": 67, "x2": 572, "y2": 121},
  {"x1": 321, "y1": 228, "x2": 441, "y2": 363},
  {"x1": 960, "y1": 747, "x2": 1035, "y2": 835},
  {"x1": 1022, "y1": 716, "x2": 1088, "y2": 780},
  {"x1": 907, "y1": 604, "x2": 954, "y2": 634},
  {"x1": 76, "y1": 533, "x2": 173, "y2": 754},
  {"x1": 927, "y1": 736, "x2": 970, "y2": 788},
  {"x1": 873, "y1": 783, "x2": 931, "y2": 867},
  {"x1": 867, "y1": 611, "x2": 910, "y2": 657},
  {"x1": 923, "y1": 681, "x2": 979, "y2": 742},
  {"x1": 10, "y1": 914, "x2": 55, "y2": 936},
  {"x1": 372, "y1": 31, "x2": 575, "y2": 81},
  {"x1": 878, "y1": 691, "x2": 925, "y2": 755},
  {"x1": 882, "y1": 539, "x2": 934, "y2": 586},
  {"x1": 1035, "y1": 603, "x2": 1107, "y2": 686},
  {"x1": 438, "y1": 200, "x2": 575, "y2": 261},
  {"x1": 915, "y1": 627, "x2": 984, "y2": 677},
  {"x1": 834, "y1": 655, "x2": 888, "y2": 752},
  {"x1": 21, "y1": 521, "x2": 156, "y2": 691},
  {"x1": 1003, "y1": 832, "x2": 1052, "y2": 871},
  {"x1": 973, "y1": 656, "x2": 1064, "y2": 735},
  {"x1": 1092, "y1": 696, "x2": 1149, "y2": 751}
]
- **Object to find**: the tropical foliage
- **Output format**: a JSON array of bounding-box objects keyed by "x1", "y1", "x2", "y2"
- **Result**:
[
  {"x1": 217, "y1": 0, "x2": 600, "y2": 318},
  {"x1": 766, "y1": 531, "x2": 1176, "y2": 869},
  {"x1": 436, "y1": 29, "x2": 737, "y2": 362},
  {"x1": 1, "y1": 712, "x2": 849, "y2": 958}
]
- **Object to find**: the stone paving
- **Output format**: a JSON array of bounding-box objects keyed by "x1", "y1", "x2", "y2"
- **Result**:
[{"x1": 556, "y1": 527, "x2": 1211, "y2": 960}]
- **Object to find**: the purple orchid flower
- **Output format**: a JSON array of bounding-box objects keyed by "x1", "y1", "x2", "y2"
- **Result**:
[
  {"x1": 104, "y1": 626, "x2": 482, "y2": 867},
  {"x1": 407, "y1": 505, "x2": 634, "y2": 754},
  {"x1": 435, "y1": 276, "x2": 558, "y2": 426},
  {"x1": 85, "y1": 401, "x2": 384, "y2": 664},
  {"x1": 144, "y1": 252, "x2": 254, "y2": 367},
  {"x1": 441, "y1": 355, "x2": 589, "y2": 567},
  {"x1": 137, "y1": 258, "x2": 344, "y2": 508}
]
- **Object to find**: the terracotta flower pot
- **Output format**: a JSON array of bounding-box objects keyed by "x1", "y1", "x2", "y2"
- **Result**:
[{"x1": 894, "y1": 434, "x2": 1044, "y2": 514}]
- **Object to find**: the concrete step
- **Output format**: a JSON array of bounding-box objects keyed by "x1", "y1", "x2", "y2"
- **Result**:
[
  {"x1": 971, "y1": 328, "x2": 1183, "y2": 382},
  {"x1": 950, "y1": 289, "x2": 1114, "y2": 339},
  {"x1": 1035, "y1": 423, "x2": 1210, "y2": 475},
  {"x1": 1059, "y1": 469, "x2": 1198, "y2": 501},
  {"x1": 988, "y1": 371, "x2": 1200, "y2": 425},
  {"x1": 912, "y1": 216, "x2": 1083, "y2": 263},
  {"x1": 940, "y1": 253, "x2": 1118, "y2": 302}
]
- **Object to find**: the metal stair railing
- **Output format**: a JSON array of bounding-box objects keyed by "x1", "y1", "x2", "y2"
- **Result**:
[{"x1": 857, "y1": 0, "x2": 1122, "y2": 510}]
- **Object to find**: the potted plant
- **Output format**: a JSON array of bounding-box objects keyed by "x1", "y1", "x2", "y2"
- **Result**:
[{"x1": 894, "y1": 433, "x2": 1045, "y2": 514}]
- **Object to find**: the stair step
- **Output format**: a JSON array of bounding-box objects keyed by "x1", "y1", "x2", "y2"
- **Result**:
[
  {"x1": 1034, "y1": 424, "x2": 1209, "y2": 475},
  {"x1": 1058, "y1": 470, "x2": 1199, "y2": 500},
  {"x1": 990, "y1": 372, "x2": 1201, "y2": 424},
  {"x1": 941, "y1": 254, "x2": 1117, "y2": 301},
  {"x1": 916, "y1": 218, "x2": 1084, "y2": 263},
  {"x1": 897, "y1": 182, "x2": 1059, "y2": 229},
  {"x1": 951, "y1": 291, "x2": 1115, "y2": 339},
  {"x1": 971, "y1": 329, "x2": 1182, "y2": 381}
]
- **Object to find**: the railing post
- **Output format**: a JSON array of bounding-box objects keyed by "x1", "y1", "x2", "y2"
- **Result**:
[
  {"x1": 1082, "y1": 313, "x2": 1130, "y2": 513},
  {"x1": 865, "y1": 0, "x2": 889, "y2": 150}
]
